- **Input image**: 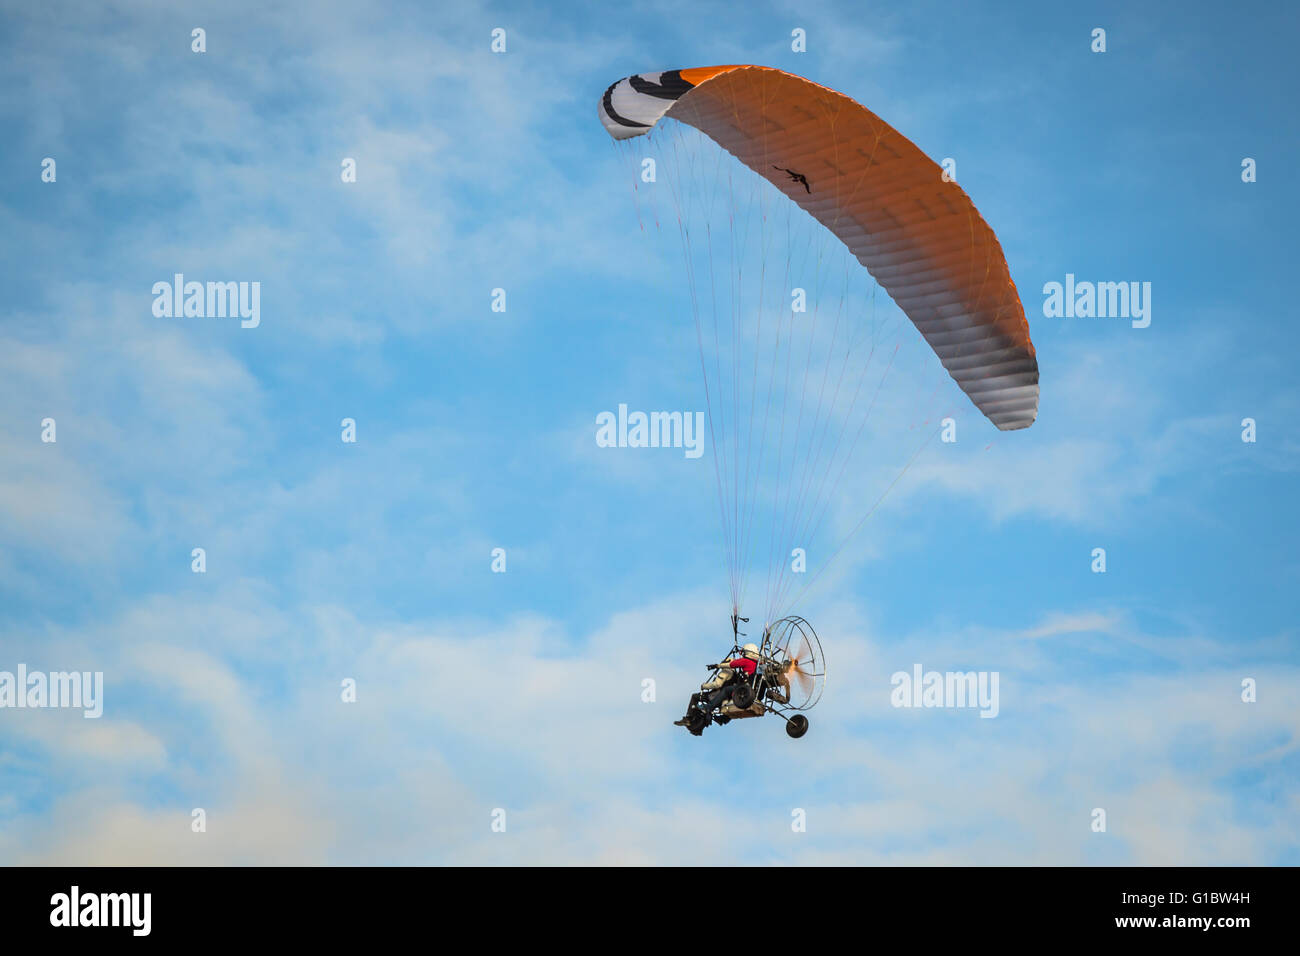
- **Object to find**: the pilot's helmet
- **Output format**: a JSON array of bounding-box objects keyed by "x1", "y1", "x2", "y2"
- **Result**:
[{"x1": 742, "y1": 642, "x2": 760, "y2": 660}]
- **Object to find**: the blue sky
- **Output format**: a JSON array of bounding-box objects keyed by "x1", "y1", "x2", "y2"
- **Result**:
[{"x1": 1, "y1": 0, "x2": 1297, "y2": 864}]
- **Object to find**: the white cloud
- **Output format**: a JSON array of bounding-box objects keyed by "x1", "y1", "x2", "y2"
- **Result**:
[{"x1": 2, "y1": 586, "x2": 1295, "y2": 865}]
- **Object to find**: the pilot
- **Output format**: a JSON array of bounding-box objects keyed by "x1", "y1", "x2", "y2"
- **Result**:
[{"x1": 676, "y1": 643, "x2": 761, "y2": 727}]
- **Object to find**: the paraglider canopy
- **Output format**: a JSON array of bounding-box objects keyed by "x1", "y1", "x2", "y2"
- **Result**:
[
  {"x1": 600, "y1": 64, "x2": 1038, "y2": 430},
  {"x1": 601, "y1": 64, "x2": 1039, "y2": 628}
]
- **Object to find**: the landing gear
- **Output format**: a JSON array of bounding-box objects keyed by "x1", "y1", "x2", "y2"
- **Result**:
[
  {"x1": 731, "y1": 682, "x2": 755, "y2": 709},
  {"x1": 785, "y1": 714, "x2": 809, "y2": 739}
]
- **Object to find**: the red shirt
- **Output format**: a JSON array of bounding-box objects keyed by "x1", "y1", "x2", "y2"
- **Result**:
[{"x1": 728, "y1": 656, "x2": 757, "y2": 676}]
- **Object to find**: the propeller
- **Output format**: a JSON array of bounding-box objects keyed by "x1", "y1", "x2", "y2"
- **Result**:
[
  {"x1": 774, "y1": 632, "x2": 817, "y2": 705},
  {"x1": 763, "y1": 617, "x2": 826, "y2": 710},
  {"x1": 789, "y1": 635, "x2": 815, "y2": 699}
]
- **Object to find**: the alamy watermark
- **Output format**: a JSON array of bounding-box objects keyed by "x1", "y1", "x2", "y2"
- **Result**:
[
  {"x1": 890, "y1": 664, "x2": 999, "y2": 718},
  {"x1": 152, "y1": 273, "x2": 260, "y2": 328},
  {"x1": 1042, "y1": 274, "x2": 1151, "y2": 328},
  {"x1": 0, "y1": 665, "x2": 103, "y2": 718},
  {"x1": 596, "y1": 403, "x2": 705, "y2": 459}
]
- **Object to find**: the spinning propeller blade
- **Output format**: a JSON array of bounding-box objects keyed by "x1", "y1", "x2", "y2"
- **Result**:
[
  {"x1": 766, "y1": 617, "x2": 825, "y2": 711},
  {"x1": 791, "y1": 636, "x2": 814, "y2": 697}
]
